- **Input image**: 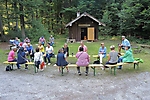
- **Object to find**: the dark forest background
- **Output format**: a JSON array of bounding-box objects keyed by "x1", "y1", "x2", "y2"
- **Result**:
[{"x1": 0, "y1": 0, "x2": 150, "y2": 42}]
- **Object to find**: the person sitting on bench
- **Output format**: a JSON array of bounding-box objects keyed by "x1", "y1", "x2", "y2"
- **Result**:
[
  {"x1": 104, "y1": 45, "x2": 118, "y2": 69},
  {"x1": 44, "y1": 43, "x2": 54, "y2": 65},
  {"x1": 8, "y1": 46, "x2": 17, "y2": 62},
  {"x1": 7, "y1": 46, "x2": 20, "y2": 68},
  {"x1": 118, "y1": 36, "x2": 131, "y2": 53},
  {"x1": 98, "y1": 43, "x2": 107, "y2": 64},
  {"x1": 117, "y1": 46, "x2": 134, "y2": 69},
  {"x1": 17, "y1": 47, "x2": 29, "y2": 69},
  {"x1": 76, "y1": 47, "x2": 90, "y2": 76}
]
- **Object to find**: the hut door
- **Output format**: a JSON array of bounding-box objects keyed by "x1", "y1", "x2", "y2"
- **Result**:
[{"x1": 88, "y1": 27, "x2": 94, "y2": 40}]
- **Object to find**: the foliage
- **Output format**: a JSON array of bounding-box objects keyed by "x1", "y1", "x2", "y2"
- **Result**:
[{"x1": 0, "y1": 0, "x2": 150, "y2": 40}]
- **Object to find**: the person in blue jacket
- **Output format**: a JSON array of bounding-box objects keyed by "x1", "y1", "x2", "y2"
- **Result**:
[
  {"x1": 98, "y1": 43, "x2": 107, "y2": 64},
  {"x1": 118, "y1": 36, "x2": 131, "y2": 52},
  {"x1": 26, "y1": 43, "x2": 34, "y2": 61},
  {"x1": 56, "y1": 48, "x2": 69, "y2": 72},
  {"x1": 17, "y1": 47, "x2": 28, "y2": 69}
]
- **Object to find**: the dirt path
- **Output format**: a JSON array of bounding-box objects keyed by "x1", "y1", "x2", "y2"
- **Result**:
[
  {"x1": 0, "y1": 64, "x2": 150, "y2": 100},
  {"x1": 0, "y1": 42, "x2": 10, "y2": 50}
]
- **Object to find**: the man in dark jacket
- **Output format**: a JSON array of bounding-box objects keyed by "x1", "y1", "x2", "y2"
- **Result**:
[{"x1": 17, "y1": 47, "x2": 28, "y2": 69}]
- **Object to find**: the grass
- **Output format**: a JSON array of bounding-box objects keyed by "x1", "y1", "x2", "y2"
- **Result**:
[{"x1": 1, "y1": 36, "x2": 150, "y2": 72}]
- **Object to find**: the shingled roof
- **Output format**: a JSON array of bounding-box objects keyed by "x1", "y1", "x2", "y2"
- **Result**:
[{"x1": 66, "y1": 12, "x2": 105, "y2": 27}]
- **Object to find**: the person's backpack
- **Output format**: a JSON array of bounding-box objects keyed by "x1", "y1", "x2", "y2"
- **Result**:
[{"x1": 6, "y1": 65, "x2": 12, "y2": 71}]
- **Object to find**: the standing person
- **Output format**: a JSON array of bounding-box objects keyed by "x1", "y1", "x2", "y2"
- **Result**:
[
  {"x1": 26, "y1": 43, "x2": 34, "y2": 61},
  {"x1": 17, "y1": 47, "x2": 28, "y2": 69},
  {"x1": 56, "y1": 49, "x2": 69, "y2": 72},
  {"x1": 34, "y1": 48, "x2": 45, "y2": 71},
  {"x1": 49, "y1": 35, "x2": 55, "y2": 46},
  {"x1": 44, "y1": 43, "x2": 54, "y2": 65},
  {"x1": 39, "y1": 36, "x2": 46, "y2": 46},
  {"x1": 38, "y1": 42, "x2": 45, "y2": 54},
  {"x1": 98, "y1": 43, "x2": 107, "y2": 64},
  {"x1": 76, "y1": 47, "x2": 90, "y2": 76},
  {"x1": 117, "y1": 46, "x2": 134, "y2": 69},
  {"x1": 62, "y1": 43, "x2": 69, "y2": 57},
  {"x1": 118, "y1": 36, "x2": 131, "y2": 52},
  {"x1": 24, "y1": 37, "x2": 30, "y2": 43},
  {"x1": 104, "y1": 45, "x2": 118, "y2": 69},
  {"x1": 78, "y1": 41, "x2": 87, "y2": 52}
]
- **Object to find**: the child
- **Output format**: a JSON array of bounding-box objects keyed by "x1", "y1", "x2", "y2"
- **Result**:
[
  {"x1": 34, "y1": 48, "x2": 45, "y2": 71},
  {"x1": 56, "y1": 49, "x2": 69, "y2": 72}
]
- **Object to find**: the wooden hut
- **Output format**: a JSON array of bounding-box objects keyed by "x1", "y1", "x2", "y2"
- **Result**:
[{"x1": 66, "y1": 12, "x2": 105, "y2": 41}]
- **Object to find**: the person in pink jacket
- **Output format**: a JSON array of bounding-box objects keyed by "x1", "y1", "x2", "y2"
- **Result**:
[{"x1": 76, "y1": 47, "x2": 90, "y2": 76}]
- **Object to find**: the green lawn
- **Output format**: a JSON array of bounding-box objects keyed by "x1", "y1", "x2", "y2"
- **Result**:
[{"x1": 1, "y1": 37, "x2": 150, "y2": 72}]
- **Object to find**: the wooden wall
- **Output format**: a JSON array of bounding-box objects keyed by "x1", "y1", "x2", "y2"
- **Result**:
[{"x1": 68, "y1": 16, "x2": 99, "y2": 41}]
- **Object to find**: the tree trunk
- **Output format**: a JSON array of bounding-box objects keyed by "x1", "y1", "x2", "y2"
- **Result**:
[
  {"x1": 19, "y1": 1, "x2": 25, "y2": 39},
  {"x1": 6, "y1": 0, "x2": 10, "y2": 30},
  {"x1": 0, "y1": 15, "x2": 6, "y2": 42}
]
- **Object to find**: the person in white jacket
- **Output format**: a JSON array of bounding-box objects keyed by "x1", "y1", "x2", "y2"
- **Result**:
[{"x1": 34, "y1": 47, "x2": 45, "y2": 71}]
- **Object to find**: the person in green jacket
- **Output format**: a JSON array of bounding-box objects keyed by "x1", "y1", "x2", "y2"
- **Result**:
[{"x1": 117, "y1": 46, "x2": 134, "y2": 69}]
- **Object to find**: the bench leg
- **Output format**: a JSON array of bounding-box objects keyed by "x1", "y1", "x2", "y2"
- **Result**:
[
  {"x1": 137, "y1": 63, "x2": 139, "y2": 69},
  {"x1": 11, "y1": 64, "x2": 14, "y2": 70},
  {"x1": 114, "y1": 66, "x2": 116, "y2": 75},
  {"x1": 110, "y1": 68, "x2": 112, "y2": 74},
  {"x1": 110, "y1": 67, "x2": 116, "y2": 75},
  {"x1": 134, "y1": 63, "x2": 139, "y2": 69},
  {"x1": 91, "y1": 67, "x2": 96, "y2": 76}
]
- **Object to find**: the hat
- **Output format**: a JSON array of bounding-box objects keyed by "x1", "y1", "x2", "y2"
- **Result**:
[
  {"x1": 122, "y1": 36, "x2": 125, "y2": 38},
  {"x1": 101, "y1": 43, "x2": 104, "y2": 45},
  {"x1": 110, "y1": 45, "x2": 115, "y2": 49},
  {"x1": 11, "y1": 46, "x2": 17, "y2": 50}
]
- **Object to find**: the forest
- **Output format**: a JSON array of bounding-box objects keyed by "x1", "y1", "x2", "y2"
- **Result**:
[{"x1": 0, "y1": 0, "x2": 150, "y2": 42}]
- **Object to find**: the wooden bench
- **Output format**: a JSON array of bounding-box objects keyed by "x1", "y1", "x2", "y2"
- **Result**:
[
  {"x1": 92, "y1": 53, "x2": 124, "y2": 58},
  {"x1": 3, "y1": 61, "x2": 38, "y2": 73},
  {"x1": 8, "y1": 45, "x2": 13, "y2": 50},
  {"x1": 105, "y1": 61, "x2": 139, "y2": 75},
  {"x1": 66, "y1": 39, "x2": 76, "y2": 43},
  {"x1": 89, "y1": 64, "x2": 104, "y2": 76},
  {"x1": 54, "y1": 64, "x2": 103, "y2": 76},
  {"x1": 68, "y1": 55, "x2": 91, "y2": 58}
]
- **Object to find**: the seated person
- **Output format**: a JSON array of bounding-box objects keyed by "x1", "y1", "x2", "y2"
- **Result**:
[
  {"x1": 104, "y1": 45, "x2": 118, "y2": 69},
  {"x1": 98, "y1": 43, "x2": 107, "y2": 64},
  {"x1": 76, "y1": 47, "x2": 90, "y2": 76},
  {"x1": 24, "y1": 37, "x2": 30, "y2": 43},
  {"x1": 118, "y1": 36, "x2": 131, "y2": 52},
  {"x1": 39, "y1": 36, "x2": 46, "y2": 46},
  {"x1": 38, "y1": 42, "x2": 45, "y2": 54},
  {"x1": 22, "y1": 41, "x2": 28, "y2": 51},
  {"x1": 56, "y1": 48, "x2": 69, "y2": 72},
  {"x1": 62, "y1": 43, "x2": 69, "y2": 57},
  {"x1": 118, "y1": 46, "x2": 134, "y2": 69},
  {"x1": 9, "y1": 38, "x2": 15, "y2": 45},
  {"x1": 26, "y1": 43, "x2": 34, "y2": 61},
  {"x1": 78, "y1": 41, "x2": 87, "y2": 52},
  {"x1": 13, "y1": 37, "x2": 20, "y2": 47},
  {"x1": 44, "y1": 43, "x2": 54, "y2": 65},
  {"x1": 17, "y1": 47, "x2": 29, "y2": 69},
  {"x1": 49, "y1": 35, "x2": 54, "y2": 46},
  {"x1": 8, "y1": 46, "x2": 17, "y2": 62}
]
